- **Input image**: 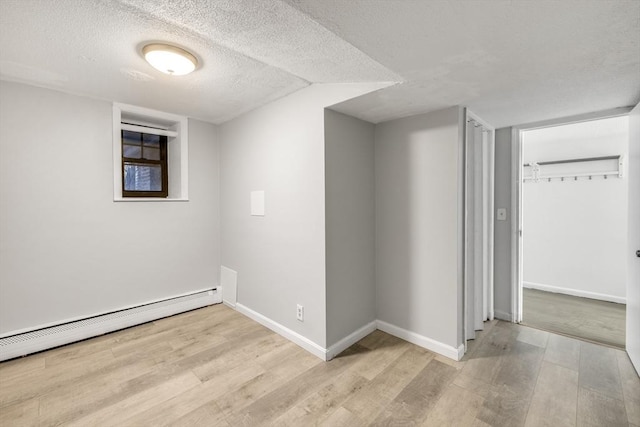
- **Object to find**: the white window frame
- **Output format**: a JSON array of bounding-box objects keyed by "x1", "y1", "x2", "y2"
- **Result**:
[{"x1": 113, "y1": 103, "x2": 189, "y2": 201}]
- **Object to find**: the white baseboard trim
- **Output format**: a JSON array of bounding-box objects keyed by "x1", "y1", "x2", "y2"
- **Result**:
[
  {"x1": 524, "y1": 281, "x2": 626, "y2": 304},
  {"x1": 233, "y1": 304, "x2": 378, "y2": 361},
  {"x1": 0, "y1": 288, "x2": 221, "y2": 362},
  {"x1": 494, "y1": 309, "x2": 512, "y2": 321},
  {"x1": 376, "y1": 320, "x2": 464, "y2": 361},
  {"x1": 235, "y1": 303, "x2": 327, "y2": 360},
  {"x1": 325, "y1": 321, "x2": 377, "y2": 361},
  {"x1": 231, "y1": 306, "x2": 467, "y2": 362}
]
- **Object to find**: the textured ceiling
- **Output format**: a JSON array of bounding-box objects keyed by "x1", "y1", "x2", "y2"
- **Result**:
[
  {"x1": 0, "y1": 0, "x2": 638, "y2": 127},
  {"x1": 0, "y1": 0, "x2": 398, "y2": 124},
  {"x1": 288, "y1": 0, "x2": 640, "y2": 127}
]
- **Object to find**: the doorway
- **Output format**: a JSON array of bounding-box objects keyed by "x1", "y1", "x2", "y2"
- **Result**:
[
  {"x1": 514, "y1": 114, "x2": 629, "y2": 348},
  {"x1": 463, "y1": 110, "x2": 495, "y2": 348}
]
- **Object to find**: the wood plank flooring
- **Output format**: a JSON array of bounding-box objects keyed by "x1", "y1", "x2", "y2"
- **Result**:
[
  {"x1": 1, "y1": 304, "x2": 638, "y2": 426},
  {"x1": 522, "y1": 288, "x2": 626, "y2": 348}
]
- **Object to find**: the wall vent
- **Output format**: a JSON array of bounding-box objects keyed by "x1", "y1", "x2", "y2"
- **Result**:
[{"x1": 0, "y1": 289, "x2": 220, "y2": 361}]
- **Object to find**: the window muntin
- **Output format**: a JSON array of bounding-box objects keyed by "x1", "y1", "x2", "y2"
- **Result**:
[{"x1": 121, "y1": 130, "x2": 168, "y2": 197}]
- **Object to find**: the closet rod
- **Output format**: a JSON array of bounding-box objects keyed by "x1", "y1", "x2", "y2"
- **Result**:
[{"x1": 523, "y1": 155, "x2": 619, "y2": 167}]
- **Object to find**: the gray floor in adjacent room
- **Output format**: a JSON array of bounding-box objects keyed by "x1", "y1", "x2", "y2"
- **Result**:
[{"x1": 522, "y1": 288, "x2": 626, "y2": 349}]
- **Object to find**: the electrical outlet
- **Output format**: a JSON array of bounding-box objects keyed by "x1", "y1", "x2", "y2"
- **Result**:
[{"x1": 296, "y1": 304, "x2": 304, "y2": 322}]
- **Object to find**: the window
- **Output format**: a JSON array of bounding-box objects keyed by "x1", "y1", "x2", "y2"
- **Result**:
[
  {"x1": 121, "y1": 130, "x2": 168, "y2": 197},
  {"x1": 112, "y1": 103, "x2": 189, "y2": 201}
]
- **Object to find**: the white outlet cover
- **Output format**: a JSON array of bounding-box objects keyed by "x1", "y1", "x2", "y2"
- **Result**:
[{"x1": 497, "y1": 208, "x2": 507, "y2": 221}]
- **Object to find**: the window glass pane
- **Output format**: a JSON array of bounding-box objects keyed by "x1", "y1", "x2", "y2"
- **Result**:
[
  {"x1": 143, "y1": 133, "x2": 161, "y2": 146},
  {"x1": 143, "y1": 147, "x2": 160, "y2": 160},
  {"x1": 123, "y1": 144, "x2": 142, "y2": 159},
  {"x1": 124, "y1": 163, "x2": 162, "y2": 192},
  {"x1": 122, "y1": 131, "x2": 141, "y2": 144}
]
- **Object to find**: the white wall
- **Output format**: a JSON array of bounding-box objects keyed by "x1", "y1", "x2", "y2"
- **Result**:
[
  {"x1": 220, "y1": 83, "x2": 385, "y2": 349},
  {"x1": 0, "y1": 81, "x2": 221, "y2": 334},
  {"x1": 374, "y1": 107, "x2": 463, "y2": 351},
  {"x1": 493, "y1": 127, "x2": 514, "y2": 320},
  {"x1": 522, "y1": 117, "x2": 628, "y2": 302},
  {"x1": 324, "y1": 109, "x2": 376, "y2": 348}
]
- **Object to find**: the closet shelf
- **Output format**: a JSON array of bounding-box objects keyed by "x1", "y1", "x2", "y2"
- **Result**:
[
  {"x1": 523, "y1": 155, "x2": 620, "y2": 167},
  {"x1": 523, "y1": 155, "x2": 623, "y2": 182}
]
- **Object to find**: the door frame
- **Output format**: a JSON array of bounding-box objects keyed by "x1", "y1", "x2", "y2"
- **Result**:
[
  {"x1": 627, "y1": 102, "x2": 640, "y2": 373},
  {"x1": 510, "y1": 107, "x2": 632, "y2": 323}
]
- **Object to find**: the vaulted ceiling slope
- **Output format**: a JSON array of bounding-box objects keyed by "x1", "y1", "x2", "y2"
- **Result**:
[{"x1": 1, "y1": 0, "x2": 638, "y2": 128}]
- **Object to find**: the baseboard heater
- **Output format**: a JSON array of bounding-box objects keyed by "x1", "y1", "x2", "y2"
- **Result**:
[{"x1": 0, "y1": 288, "x2": 221, "y2": 362}]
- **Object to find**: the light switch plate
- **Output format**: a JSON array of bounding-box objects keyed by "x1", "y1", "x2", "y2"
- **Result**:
[
  {"x1": 251, "y1": 191, "x2": 265, "y2": 216},
  {"x1": 497, "y1": 208, "x2": 507, "y2": 221}
]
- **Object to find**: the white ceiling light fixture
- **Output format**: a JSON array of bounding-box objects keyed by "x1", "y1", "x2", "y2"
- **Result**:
[{"x1": 142, "y1": 43, "x2": 198, "y2": 76}]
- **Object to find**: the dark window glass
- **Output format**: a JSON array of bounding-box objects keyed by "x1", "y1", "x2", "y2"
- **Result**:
[
  {"x1": 121, "y1": 129, "x2": 168, "y2": 197},
  {"x1": 123, "y1": 130, "x2": 141, "y2": 144},
  {"x1": 142, "y1": 133, "x2": 161, "y2": 146},
  {"x1": 124, "y1": 164, "x2": 163, "y2": 191},
  {"x1": 143, "y1": 147, "x2": 160, "y2": 160},
  {"x1": 123, "y1": 144, "x2": 142, "y2": 159}
]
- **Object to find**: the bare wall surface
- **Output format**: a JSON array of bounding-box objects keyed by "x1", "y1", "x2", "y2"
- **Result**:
[
  {"x1": 0, "y1": 81, "x2": 220, "y2": 334},
  {"x1": 324, "y1": 109, "x2": 376, "y2": 347},
  {"x1": 493, "y1": 127, "x2": 513, "y2": 320},
  {"x1": 220, "y1": 83, "x2": 384, "y2": 348},
  {"x1": 374, "y1": 107, "x2": 462, "y2": 349}
]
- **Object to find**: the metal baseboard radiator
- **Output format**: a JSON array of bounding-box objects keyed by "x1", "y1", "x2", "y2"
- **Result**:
[{"x1": 0, "y1": 288, "x2": 221, "y2": 362}]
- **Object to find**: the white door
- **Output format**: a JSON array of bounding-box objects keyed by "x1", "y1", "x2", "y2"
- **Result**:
[
  {"x1": 464, "y1": 111, "x2": 495, "y2": 344},
  {"x1": 628, "y1": 103, "x2": 640, "y2": 373}
]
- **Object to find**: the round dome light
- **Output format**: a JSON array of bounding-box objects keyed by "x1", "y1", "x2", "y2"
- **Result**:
[{"x1": 142, "y1": 43, "x2": 197, "y2": 76}]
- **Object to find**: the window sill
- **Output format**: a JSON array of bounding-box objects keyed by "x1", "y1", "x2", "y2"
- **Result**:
[{"x1": 113, "y1": 197, "x2": 189, "y2": 202}]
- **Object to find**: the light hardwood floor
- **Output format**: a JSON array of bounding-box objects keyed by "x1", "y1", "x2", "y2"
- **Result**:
[
  {"x1": 1, "y1": 304, "x2": 638, "y2": 426},
  {"x1": 523, "y1": 288, "x2": 626, "y2": 349}
]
